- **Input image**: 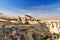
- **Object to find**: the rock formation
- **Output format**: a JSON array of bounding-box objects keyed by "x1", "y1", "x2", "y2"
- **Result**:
[{"x1": 0, "y1": 13, "x2": 60, "y2": 40}]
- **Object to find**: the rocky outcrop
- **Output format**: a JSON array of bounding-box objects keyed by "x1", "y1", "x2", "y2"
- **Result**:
[
  {"x1": 0, "y1": 23, "x2": 51, "y2": 40},
  {"x1": 0, "y1": 13, "x2": 40, "y2": 25},
  {"x1": 0, "y1": 13, "x2": 60, "y2": 40}
]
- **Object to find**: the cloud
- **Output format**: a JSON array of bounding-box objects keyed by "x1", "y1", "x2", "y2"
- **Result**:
[
  {"x1": 57, "y1": 8, "x2": 60, "y2": 10},
  {"x1": 0, "y1": 2, "x2": 60, "y2": 18},
  {"x1": 0, "y1": 9, "x2": 32, "y2": 16},
  {"x1": 26, "y1": 4, "x2": 60, "y2": 18}
]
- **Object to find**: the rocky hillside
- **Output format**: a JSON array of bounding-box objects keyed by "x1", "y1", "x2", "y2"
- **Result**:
[{"x1": 0, "y1": 23, "x2": 51, "y2": 40}]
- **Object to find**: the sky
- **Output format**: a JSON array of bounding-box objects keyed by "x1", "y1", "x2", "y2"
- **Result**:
[{"x1": 0, "y1": 0, "x2": 60, "y2": 18}]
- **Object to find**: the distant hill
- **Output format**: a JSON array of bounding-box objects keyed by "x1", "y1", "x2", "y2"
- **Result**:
[
  {"x1": 0, "y1": 13, "x2": 18, "y2": 20},
  {"x1": 34, "y1": 15, "x2": 60, "y2": 20},
  {"x1": 39, "y1": 16, "x2": 60, "y2": 20},
  {"x1": 0, "y1": 13, "x2": 60, "y2": 20}
]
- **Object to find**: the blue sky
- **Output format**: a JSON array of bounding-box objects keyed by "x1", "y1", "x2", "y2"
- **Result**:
[{"x1": 0, "y1": 0, "x2": 60, "y2": 17}]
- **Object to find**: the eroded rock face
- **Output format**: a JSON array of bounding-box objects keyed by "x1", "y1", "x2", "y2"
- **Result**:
[{"x1": 0, "y1": 24, "x2": 51, "y2": 40}]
